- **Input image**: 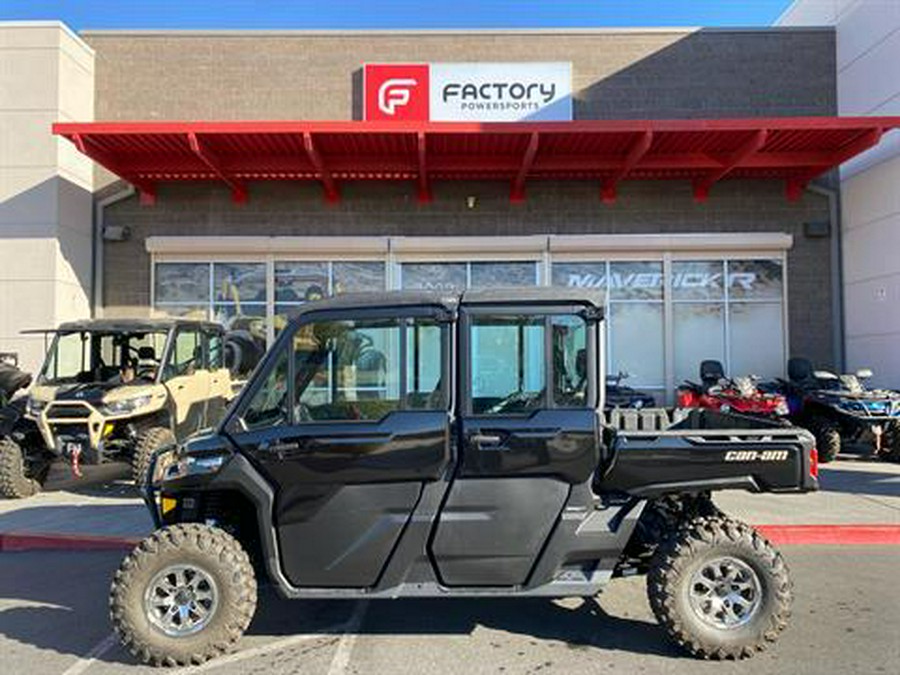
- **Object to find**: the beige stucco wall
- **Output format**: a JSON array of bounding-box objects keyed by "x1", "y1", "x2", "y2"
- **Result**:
[
  {"x1": 779, "y1": 0, "x2": 900, "y2": 385},
  {"x1": 0, "y1": 22, "x2": 95, "y2": 372}
]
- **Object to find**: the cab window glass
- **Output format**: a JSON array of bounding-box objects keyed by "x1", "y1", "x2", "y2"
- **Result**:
[
  {"x1": 406, "y1": 320, "x2": 445, "y2": 410},
  {"x1": 552, "y1": 315, "x2": 589, "y2": 407},
  {"x1": 470, "y1": 316, "x2": 545, "y2": 415},
  {"x1": 165, "y1": 329, "x2": 202, "y2": 379},
  {"x1": 240, "y1": 349, "x2": 289, "y2": 431},
  {"x1": 207, "y1": 332, "x2": 224, "y2": 370},
  {"x1": 294, "y1": 319, "x2": 401, "y2": 421}
]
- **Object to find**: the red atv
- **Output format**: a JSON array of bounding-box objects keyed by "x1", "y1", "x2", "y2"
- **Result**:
[{"x1": 678, "y1": 360, "x2": 790, "y2": 417}]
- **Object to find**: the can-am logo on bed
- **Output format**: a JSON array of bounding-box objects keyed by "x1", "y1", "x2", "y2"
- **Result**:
[{"x1": 363, "y1": 63, "x2": 572, "y2": 122}]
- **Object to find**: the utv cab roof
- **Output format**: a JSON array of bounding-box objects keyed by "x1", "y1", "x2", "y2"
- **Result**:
[
  {"x1": 293, "y1": 288, "x2": 605, "y2": 318},
  {"x1": 22, "y1": 318, "x2": 225, "y2": 335}
]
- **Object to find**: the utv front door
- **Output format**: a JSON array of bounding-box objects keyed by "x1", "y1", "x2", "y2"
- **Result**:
[
  {"x1": 229, "y1": 309, "x2": 451, "y2": 588},
  {"x1": 432, "y1": 307, "x2": 600, "y2": 587},
  {"x1": 162, "y1": 327, "x2": 210, "y2": 438}
]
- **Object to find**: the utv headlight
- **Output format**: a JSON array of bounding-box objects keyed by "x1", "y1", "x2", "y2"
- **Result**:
[
  {"x1": 102, "y1": 395, "x2": 152, "y2": 416},
  {"x1": 26, "y1": 398, "x2": 46, "y2": 417},
  {"x1": 153, "y1": 452, "x2": 227, "y2": 485}
]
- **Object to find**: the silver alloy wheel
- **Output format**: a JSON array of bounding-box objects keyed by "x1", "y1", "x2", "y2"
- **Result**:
[
  {"x1": 687, "y1": 556, "x2": 762, "y2": 630},
  {"x1": 144, "y1": 564, "x2": 219, "y2": 637}
]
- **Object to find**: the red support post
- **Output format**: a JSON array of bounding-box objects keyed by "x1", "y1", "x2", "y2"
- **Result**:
[
  {"x1": 303, "y1": 132, "x2": 340, "y2": 203},
  {"x1": 601, "y1": 130, "x2": 653, "y2": 204},
  {"x1": 693, "y1": 129, "x2": 768, "y2": 202},
  {"x1": 186, "y1": 132, "x2": 247, "y2": 204},
  {"x1": 417, "y1": 131, "x2": 432, "y2": 203},
  {"x1": 510, "y1": 132, "x2": 540, "y2": 203}
]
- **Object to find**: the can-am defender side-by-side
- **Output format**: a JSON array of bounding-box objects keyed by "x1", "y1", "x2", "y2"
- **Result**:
[
  {"x1": 1, "y1": 319, "x2": 238, "y2": 497},
  {"x1": 0, "y1": 356, "x2": 50, "y2": 498},
  {"x1": 776, "y1": 357, "x2": 900, "y2": 462},
  {"x1": 677, "y1": 359, "x2": 790, "y2": 419},
  {"x1": 114, "y1": 290, "x2": 817, "y2": 667}
]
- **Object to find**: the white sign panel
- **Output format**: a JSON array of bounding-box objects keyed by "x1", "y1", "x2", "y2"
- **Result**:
[{"x1": 429, "y1": 62, "x2": 572, "y2": 122}]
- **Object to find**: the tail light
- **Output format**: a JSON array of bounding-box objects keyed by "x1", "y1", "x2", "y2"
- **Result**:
[{"x1": 809, "y1": 447, "x2": 819, "y2": 479}]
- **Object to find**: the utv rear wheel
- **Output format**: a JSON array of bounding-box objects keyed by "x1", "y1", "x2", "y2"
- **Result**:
[
  {"x1": 648, "y1": 516, "x2": 792, "y2": 660},
  {"x1": 0, "y1": 438, "x2": 42, "y2": 499},
  {"x1": 132, "y1": 426, "x2": 175, "y2": 487},
  {"x1": 808, "y1": 417, "x2": 841, "y2": 463},
  {"x1": 110, "y1": 523, "x2": 257, "y2": 667}
]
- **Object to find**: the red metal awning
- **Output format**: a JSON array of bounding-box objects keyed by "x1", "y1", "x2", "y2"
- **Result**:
[{"x1": 52, "y1": 117, "x2": 900, "y2": 205}]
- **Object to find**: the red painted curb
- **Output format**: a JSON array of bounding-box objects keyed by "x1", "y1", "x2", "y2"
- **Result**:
[
  {"x1": 0, "y1": 532, "x2": 140, "y2": 552},
  {"x1": 756, "y1": 524, "x2": 900, "y2": 546}
]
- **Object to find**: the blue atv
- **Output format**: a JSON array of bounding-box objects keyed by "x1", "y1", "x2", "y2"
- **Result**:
[{"x1": 776, "y1": 357, "x2": 900, "y2": 463}]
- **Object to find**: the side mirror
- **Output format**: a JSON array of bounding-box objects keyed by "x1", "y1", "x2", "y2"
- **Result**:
[{"x1": 855, "y1": 368, "x2": 873, "y2": 379}]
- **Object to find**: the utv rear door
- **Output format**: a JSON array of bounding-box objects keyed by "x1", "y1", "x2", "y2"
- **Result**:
[
  {"x1": 228, "y1": 307, "x2": 451, "y2": 588},
  {"x1": 431, "y1": 304, "x2": 601, "y2": 587}
]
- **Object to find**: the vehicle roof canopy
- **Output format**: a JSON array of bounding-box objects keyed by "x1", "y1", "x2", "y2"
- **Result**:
[
  {"x1": 22, "y1": 318, "x2": 224, "y2": 335},
  {"x1": 291, "y1": 288, "x2": 605, "y2": 318}
]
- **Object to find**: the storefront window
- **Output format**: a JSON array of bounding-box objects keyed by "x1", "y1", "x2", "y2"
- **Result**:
[
  {"x1": 400, "y1": 261, "x2": 538, "y2": 291},
  {"x1": 672, "y1": 259, "x2": 784, "y2": 386},
  {"x1": 552, "y1": 260, "x2": 665, "y2": 390},
  {"x1": 154, "y1": 263, "x2": 211, "y2": 318}
]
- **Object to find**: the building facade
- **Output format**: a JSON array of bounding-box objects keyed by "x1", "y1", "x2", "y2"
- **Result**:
[
  {"x1": 2, "y1": 23, "x2": 856, "y2": 401},
  {"x1": 779, "y1": 0, "x2": 900, "y2": 387}
]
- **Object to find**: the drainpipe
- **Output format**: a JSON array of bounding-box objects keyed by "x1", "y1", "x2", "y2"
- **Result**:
[
  {"x1": 93, "y1": 184, "x2": 136, "y2": 318},
  {"x1": 806, "y1": 181, "x2": 844, "y2": 371}
]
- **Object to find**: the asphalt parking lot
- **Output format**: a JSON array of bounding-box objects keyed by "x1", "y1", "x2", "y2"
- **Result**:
[
  {"x1": 0, "y1": 546, "x2": 897, "y2": 675},
  {"x1": 0, "y1": 456, "x2": 897, "y2": 675}
]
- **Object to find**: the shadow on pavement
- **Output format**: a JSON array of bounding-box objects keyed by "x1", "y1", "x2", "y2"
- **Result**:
[
  {"x1": 0, "y1": 552, "x2": 680, "y2": 668},
  {"x1": 0, "y1": 503, "x2": 151, "y2": 538},
  {"x1": 819, "y1": 466, "x2": 900, "y2": 498}
]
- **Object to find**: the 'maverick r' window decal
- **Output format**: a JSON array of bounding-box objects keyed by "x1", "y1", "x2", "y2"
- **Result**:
[{"x1": 364, "y1": 62, "x2": 573, "y2": 122}]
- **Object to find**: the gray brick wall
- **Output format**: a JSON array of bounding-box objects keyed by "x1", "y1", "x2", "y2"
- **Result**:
[
  {"x1": 102, "y1": 178, "x2": 835, "y2": 366},
  {"x1": 83, "y1": 29, "x2": 835, "y2": 121},
  {"x1": 85, "y1": 27, "x2": 838, "y2": 367}
]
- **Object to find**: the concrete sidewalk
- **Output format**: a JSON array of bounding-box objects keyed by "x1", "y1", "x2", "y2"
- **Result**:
[{"x1": 0, "y1": 456, "x2": 897, "y2": 550}]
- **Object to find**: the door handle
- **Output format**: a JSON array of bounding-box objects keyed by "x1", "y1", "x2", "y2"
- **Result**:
[{"x1": 471, "y1": 433, "x2": 504, "y2": 447}]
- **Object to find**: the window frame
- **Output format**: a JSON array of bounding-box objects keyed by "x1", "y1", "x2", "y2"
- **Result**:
[
  {"x1": 227, "y1": 305, "x2": 452, "y2": 431},
  {"x1": 460, "y1": 305, "x2": 599, "y2": 418}
]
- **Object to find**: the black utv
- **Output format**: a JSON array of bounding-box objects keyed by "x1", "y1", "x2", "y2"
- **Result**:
[{"x1": 115, "y1": 289, "x2": 817, "y2": 666}]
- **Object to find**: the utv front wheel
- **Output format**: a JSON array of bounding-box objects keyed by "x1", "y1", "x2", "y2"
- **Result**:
[
  {"x1": 110, "y1": 524, "x2": 257, "y2": 667},
  {"x1": 132, "y1": 426, "x2": 175, "y2": 487},
  {"x1": 808, "y1": 417, "x2": 841, "y2": 463},
  {"x1": 880, "y1": 421, "x2": 900, "y2": 463},
  {"x1": 0, "y1": 438, "x2": 42, "y2": 499},
  {"x1": 648, "y1": 516, "x2": 792, "y2": 660}
]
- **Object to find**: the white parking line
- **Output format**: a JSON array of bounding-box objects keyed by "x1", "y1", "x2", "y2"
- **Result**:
[
  {"x1": 60, "y1": 633, "x2": 117, "y2": 675},
  {"x1": 325, "y1": 600, "x2": 369, "y2": 675}
]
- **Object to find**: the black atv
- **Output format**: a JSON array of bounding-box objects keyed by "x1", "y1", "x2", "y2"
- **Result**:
[
  {"x1": 777, "y1": 357, "x2": 900, "y2": 463},
  {"x1": 0, "y1": 358, "x2": 52, "y2": 499},
  {"x1": 605, "y1": 371, "x2": 656, "y2": 410}
]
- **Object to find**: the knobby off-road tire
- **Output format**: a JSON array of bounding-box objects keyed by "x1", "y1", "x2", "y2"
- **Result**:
[
  {"x1": 0, "y1": 437, "x2": 41, "y2": 499},
  {"x1": 647, "y1": 516, "x2": 792, "y2": 660},
  {"x1": 132, "y1": 426, "x2": 175, "y2": 487},
  {"x1": 110, "y1": 523, "x2": 257, "y2": 667},
  {"x1": 807, "y1": 416, "x2": 841, "y2": 463},
  {"x1": 880, "y1": 421, "x2": 900, "y2": 463}
]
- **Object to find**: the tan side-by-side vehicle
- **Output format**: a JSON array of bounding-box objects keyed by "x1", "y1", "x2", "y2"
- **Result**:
[{"x1": 0, "y1": 319, "x2": 238, "y2": 499}]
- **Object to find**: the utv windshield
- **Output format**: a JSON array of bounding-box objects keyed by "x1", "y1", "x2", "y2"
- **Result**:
[{"x1": 40, "y1": 331, "x2": 169, "y2": 385}]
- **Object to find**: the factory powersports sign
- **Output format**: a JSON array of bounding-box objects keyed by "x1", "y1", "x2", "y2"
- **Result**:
[{"x1": 363, "y1": 62, "x2": 572, "y2": 122}]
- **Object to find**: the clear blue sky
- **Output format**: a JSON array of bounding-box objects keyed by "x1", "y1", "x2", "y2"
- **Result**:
[{"x1": 0, "y1": 1, "x2": 794, "y2": 30}]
